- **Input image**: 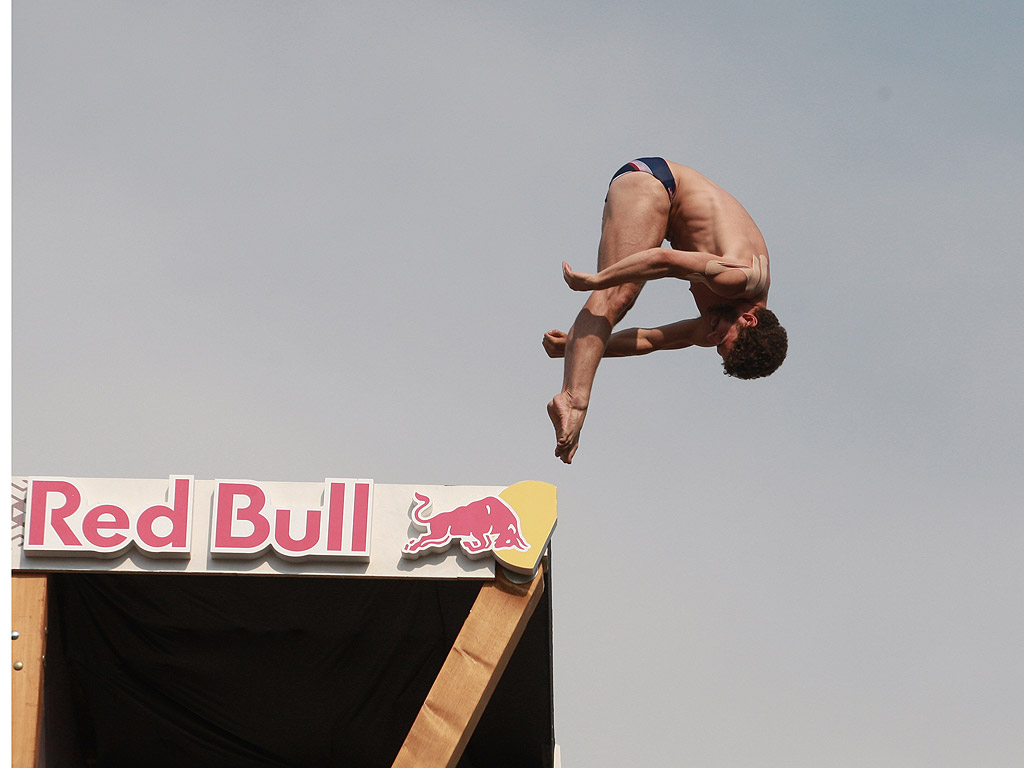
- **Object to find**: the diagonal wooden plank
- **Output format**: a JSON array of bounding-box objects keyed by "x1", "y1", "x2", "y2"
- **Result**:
[
  {"x1": 12, "y1": 573, "x2": 48, "y2": 768},
  {"x1": 392, "y1": 567, "x2": 545, "y2": 768}
]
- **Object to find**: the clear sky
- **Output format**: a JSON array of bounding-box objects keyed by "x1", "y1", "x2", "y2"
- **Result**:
[{"x1": 13, "y1": 1, "x2": 1024, "y2": 765}]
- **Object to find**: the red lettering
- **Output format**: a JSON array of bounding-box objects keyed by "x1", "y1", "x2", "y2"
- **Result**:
[
  {"x1": 351, "y1": 482, "x2": 370, "y2": 554},
  {"x1": 273, "y1": 508, "x2": 322, "y2": 554},
  {"x1": 28, "y1": 480, "x2": 82, "y2": 547},
  {"x1": 213, "y1": 482, "x2": 271, "y2": 553},
  {"x1": 324, "y1": 480, "x2": 372, "y2": 557},
  {"x1": 82, "y1": 504, "x2": 130, "y2": 550},
  {"x1": 327, "y1": 482, "x2": 346, "y2": 551},
  {"x1": 136, "y1": 476, "x2": 192, "y2": 552},
  {"x1": 21, "y1": 476, "x2": 372, "y2": 563}
]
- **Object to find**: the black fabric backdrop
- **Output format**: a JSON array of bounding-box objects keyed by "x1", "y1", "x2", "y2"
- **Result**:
[{"x1": 44, "y1": 572, "x2": 554, "y2": 768}]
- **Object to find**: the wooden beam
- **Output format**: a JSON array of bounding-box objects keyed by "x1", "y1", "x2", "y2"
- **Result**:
[
  {"x1": 392, "y1": 568, "x2": 545, "y2": 768},
  {"x1": 12, "y1": 573, "x2": 49, "y2": 768}
]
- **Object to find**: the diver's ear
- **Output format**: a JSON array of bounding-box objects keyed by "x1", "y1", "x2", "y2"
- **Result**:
[{"x1": 739, "y1": 311, "x2": 759, "y2": 328}]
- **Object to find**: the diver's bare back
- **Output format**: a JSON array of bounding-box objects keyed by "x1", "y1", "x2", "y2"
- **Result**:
[{"x1": 665, "y1": 163, "x2": 768, "y2": 263}]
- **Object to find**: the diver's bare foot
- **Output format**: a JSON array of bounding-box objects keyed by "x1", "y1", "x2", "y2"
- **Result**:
[
  {"x1": 547, "y1": 391, "x2": 587, "y2": 464},
  {"x1": 555, "y1": 437, "x2": 580, "y2": 464},
  {"x1": 562, "y1": 262, "x2": 595, "y2": 292}
]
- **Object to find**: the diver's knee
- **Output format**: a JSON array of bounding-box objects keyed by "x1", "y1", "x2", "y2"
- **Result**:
[{"x1": 593, "y1": 283, "x2": 642, "y2": 322}]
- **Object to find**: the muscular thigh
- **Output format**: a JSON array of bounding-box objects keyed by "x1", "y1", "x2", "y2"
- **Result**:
[{"x1": 597, "y1": 171, "x2": 672, "y2": 271}]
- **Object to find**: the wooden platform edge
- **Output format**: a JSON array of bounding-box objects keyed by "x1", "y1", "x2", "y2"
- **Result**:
[
  {"x1": 12, "y1": 573, "x2": 49, "y2": 768},
  {"x1": 392, "y1": 567, "x2": 546, "y2": 768}
]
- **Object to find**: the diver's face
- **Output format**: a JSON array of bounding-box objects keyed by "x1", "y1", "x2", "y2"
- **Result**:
[{"x1": 707, "y1": 306, "x2": 756, "y2": 357}]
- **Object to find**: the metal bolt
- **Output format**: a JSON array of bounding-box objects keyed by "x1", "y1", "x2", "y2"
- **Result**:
[
  {"x1": 11, "y1": 630, "x2": 19, "y2": 640},
  {"x1": 13, "y1": 661, "x2": 23, "y2": 671}
]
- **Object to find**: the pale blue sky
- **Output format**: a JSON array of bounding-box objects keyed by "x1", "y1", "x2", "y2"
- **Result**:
[{"x1": 13, "y1": 1, "x2": 1024, "y2": 765}]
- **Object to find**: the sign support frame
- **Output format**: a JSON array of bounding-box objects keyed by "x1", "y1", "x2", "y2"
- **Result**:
[
  {"x1": 12, "y1": 573, "x2": 48, "y2": 768},
  {"x1": 392, "y1": 565, "x2": 546, "y2": 768}
]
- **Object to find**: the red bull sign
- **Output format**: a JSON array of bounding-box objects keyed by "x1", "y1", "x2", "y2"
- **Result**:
[
  {"x1": 25, "y1": 476, "x2": 196, "y2": 559},
  {"x1": 22, "y1": 477, "x2": 373, "y2": 561},
  {"x1": 11, "y1": 476, "x2": 556, "y2": 579},
  {"x1": 210, "y1": 479, "x2": 372, "y2": 560}
]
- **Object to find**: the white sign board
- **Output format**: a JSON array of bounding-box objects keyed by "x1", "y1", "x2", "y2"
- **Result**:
[{"x1": 10, "y1": 476, "x2": 556, "y2": 579}]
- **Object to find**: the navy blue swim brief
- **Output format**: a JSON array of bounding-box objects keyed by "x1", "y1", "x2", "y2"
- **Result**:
[{"x1": 609, "y1": 157, "x2": 676, "y2": 201}]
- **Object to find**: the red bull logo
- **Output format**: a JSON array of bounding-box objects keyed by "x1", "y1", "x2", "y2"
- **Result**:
[
  {"x1": 402, "y1": 493, "x2": 529, "y2": 559},
  {"x1": 401, "y1": 481, "x2": 557, "y2": 575}
]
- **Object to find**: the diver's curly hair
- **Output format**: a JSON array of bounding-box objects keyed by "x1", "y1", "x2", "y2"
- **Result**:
[{"x1": 722, "y1": 308, "x2": 787, "y2": 380}]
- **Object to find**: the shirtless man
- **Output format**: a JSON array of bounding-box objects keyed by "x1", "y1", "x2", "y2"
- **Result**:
[{"x1": 545, "y1": 157, "x2": 787, "y2": 464}]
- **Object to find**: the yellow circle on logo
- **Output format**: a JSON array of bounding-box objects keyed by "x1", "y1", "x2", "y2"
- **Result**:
[{"x1": 496, "y1": 481, "x2": 557, "y2": 575}]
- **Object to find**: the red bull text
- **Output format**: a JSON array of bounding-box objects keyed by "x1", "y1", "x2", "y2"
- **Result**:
[{"x1": 23, "y1": 477, "x2": 373, "y2": 561}]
